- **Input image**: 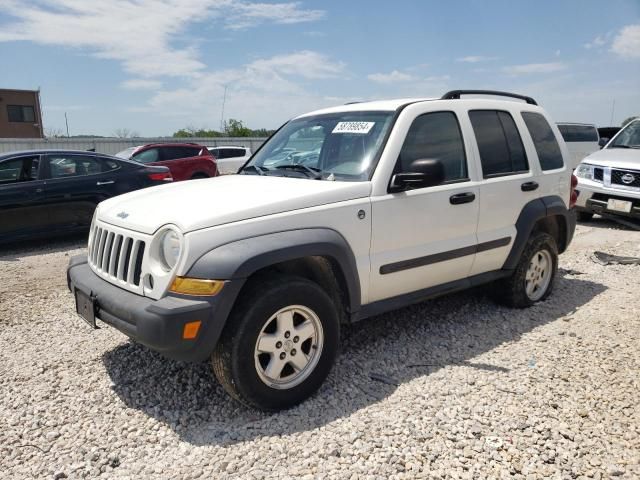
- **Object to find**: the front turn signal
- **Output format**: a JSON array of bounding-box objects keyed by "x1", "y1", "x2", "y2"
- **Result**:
[{"x1": 170, "y1": 277, "x2": 225, "y2": 296}]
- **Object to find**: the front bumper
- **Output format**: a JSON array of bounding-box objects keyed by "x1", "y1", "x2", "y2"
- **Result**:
[
  {"x1": 576, "y1": 179, "x2": 640, "y2": 219},
  {"x1": 67, "y1": 255, "x2": 242, "y2": 362}
]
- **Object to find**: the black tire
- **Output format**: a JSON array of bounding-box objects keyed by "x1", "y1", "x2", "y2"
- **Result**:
[
  {"x1": 191, "y1": 173, "x2": 209, "y2": 179},
  {"x1": 495, "y1": 232, "x2": 558, "y2": 308},
  {"x1": 212, "y1": 275, "x2": 340, "y2": 411},
  {"x1": 576, "y1": 211, "x2": 594, "y2": 222}
]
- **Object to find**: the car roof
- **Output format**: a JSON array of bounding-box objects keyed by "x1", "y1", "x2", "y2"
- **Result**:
[
  {"x1": 556, "y1": 122, "x2": 596, "y2": 127},
  {"x1": 208, "y1": 145, "x2": 247, "y2": 149},
  {"x1": 140, "y1": 142, "x2": 206, "y2": 149},
  {"x1": 295, "y1": 96, "x2": 544, "y2": 119},
  {"x1": 0, "y1": 149, "x2": 121, "y2": 160},
  {"x1": 0, "y1": 149, "x2": 143, "y2": 168},
  {"x1": 296, "y1": 98, "x2": 433, "y2": 118}
]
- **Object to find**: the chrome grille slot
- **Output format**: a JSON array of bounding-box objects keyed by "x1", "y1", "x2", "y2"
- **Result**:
[{"x1": 87, "y1": 221, "x2": 148, "y2": 294}]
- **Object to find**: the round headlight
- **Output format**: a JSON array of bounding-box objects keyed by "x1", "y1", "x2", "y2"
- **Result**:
[{"x1": 159, "y1": 229, "x2": 182, "y2": 270}]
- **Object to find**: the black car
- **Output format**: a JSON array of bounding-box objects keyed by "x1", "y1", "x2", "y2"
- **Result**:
[{"x1": 0, "y1": 150, "x2": 172, "y2": 243}]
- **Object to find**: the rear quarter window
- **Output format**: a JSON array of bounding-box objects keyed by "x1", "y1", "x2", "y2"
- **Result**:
[
  {"x1": 522, "y1": 113, "x2": 564, "y2": 171},
  {"x1": 557, "y1": 124, "x2": 598, "y2": 142}
]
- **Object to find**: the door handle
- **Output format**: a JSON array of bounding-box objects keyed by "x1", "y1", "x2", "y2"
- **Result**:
[
  {"x1": 521, "y1": 181, "x2": 539, "y2": 192},
  {"x1": 96, "y1": 181, "x2": 115, "y2": 186},
  {"x1": 449, "y1": 192, "x2": 476, "y2": 205}
]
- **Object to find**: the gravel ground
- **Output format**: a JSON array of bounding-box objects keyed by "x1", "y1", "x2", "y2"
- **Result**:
[{"x1": 1, "y1": 219, "x2": 639, "y2": 480}]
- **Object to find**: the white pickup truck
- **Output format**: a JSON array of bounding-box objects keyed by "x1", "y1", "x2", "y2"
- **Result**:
[{"x1": 68, "y1": 90, "x2": 577, "y2": 410}]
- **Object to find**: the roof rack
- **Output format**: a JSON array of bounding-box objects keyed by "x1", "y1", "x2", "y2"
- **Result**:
[{"x1": 441, "y1": 90, "x2": 538, "y2": 105}]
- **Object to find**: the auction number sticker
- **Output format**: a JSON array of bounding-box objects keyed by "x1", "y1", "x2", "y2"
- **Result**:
[{"x1": 332, "y1": 121, "x2": 375, "y2": 134}]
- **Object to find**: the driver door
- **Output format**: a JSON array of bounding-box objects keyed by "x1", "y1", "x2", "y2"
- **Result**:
[{"x1": 368, "y1": 109, "x2": 480, "y2": 302}]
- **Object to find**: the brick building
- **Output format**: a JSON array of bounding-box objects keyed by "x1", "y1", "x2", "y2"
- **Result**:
[{"x1": 0, "y1": 88, "x2": 44, "y2": 138}]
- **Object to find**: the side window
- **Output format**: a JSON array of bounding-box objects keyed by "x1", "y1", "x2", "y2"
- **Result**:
[
  {"x1": 469, "y1": 110, "x2": 528, "y2": 178},
  {"x1": 557, "y1": 124, "x2": 598, "y2": 142},
  {"x1": 48, "y1": 155, "x2": 103, "y2": 178},
  {"x1": 160, "y1": 147, "x2": 190, "y2": 160},
  {"x1": 522, "y1": 112, "x2": 564, "y2": 171},
  {"x1": 398, "y1": 111, "x2": 468, "y2": 183},
  {"x1": 213, "y1": 149, "x2": 226, "y2": 159},
  {"x1": 0, "y1": 156, "x2": 39, "y2": 184},
  {"x1": 132, "y1": 148, "x2": 160, "y2": 163},
  {"x1": 101, "y1": 158, "x2": 121, "y2": 172}
]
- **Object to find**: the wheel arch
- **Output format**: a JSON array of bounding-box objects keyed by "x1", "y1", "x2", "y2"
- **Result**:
[
  {"x1": 187, "y1": 228, "x2": 362, "y2": 321},
  {"x1": 502, "y1": 195, "x2": 576, "y2": 270}
]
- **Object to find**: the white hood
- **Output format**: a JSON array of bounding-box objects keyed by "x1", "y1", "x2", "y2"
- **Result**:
[
  {"x1": 582, "y1": 147, "x2": 640, "y2": 170},
  {"x1": 98, "y1": 175, "x2": 371, "y2": 234}
]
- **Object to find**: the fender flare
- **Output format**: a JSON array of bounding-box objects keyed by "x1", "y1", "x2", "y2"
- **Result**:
[
  {"x1": 187, "y1": 228, "x2": 362, "y2": 314},
  {"x1": 502, "y1": 195, "x2": 575, "y2": 270}
]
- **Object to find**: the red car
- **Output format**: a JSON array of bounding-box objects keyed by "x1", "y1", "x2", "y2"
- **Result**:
[{"x1": 116, "y1": 143, "x2": 218, "y2": 181}]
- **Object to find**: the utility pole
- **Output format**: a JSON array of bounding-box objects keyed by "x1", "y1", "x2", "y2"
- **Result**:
[
  {"x1": 609, "y1": 99, "x2": 616, "y2": 126},
  {"x1": 220, "y1": 85, "x2": 228, "y2": 133},
  {"x1": 65, "y1": 112, "x2": 70, "y2": 137}
]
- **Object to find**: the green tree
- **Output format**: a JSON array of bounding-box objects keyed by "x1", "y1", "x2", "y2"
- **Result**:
[
  {"x1": 622, "y1": 116, "x2": 639, "y2": 127},
  {"x1": 224, "y1": 119, "x2": 252, "y2": 137}
]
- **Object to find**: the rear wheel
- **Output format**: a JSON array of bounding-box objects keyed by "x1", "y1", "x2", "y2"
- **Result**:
[
  {"x1": 191, "y1": 173, "x2": 208, "y2": 179},
  {"x1": 495, "y1": 232, "x2": 558, "y2": 308},
  {"x1": 212, "y1": 275, "x2": 339, "y2": 411}
]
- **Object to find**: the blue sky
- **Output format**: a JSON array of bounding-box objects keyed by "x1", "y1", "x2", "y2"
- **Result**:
[{"x1": 0, "y1": 0, "x2": 638, "y2": 136}]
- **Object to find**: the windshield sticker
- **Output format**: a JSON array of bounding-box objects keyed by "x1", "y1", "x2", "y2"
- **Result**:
[{"x1": 332, "y1": 121, "x2": 375, "y2": 135}]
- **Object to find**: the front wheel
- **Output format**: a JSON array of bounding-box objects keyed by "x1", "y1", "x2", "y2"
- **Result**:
[
  {"x1": 212, "y1": 275, "x2": 340, "y2": 411},
  {"x1": 495, "y1": 232, "x2": 558, "y2": 308}
]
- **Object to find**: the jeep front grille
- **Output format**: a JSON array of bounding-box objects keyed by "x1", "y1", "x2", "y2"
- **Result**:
[{"x1": 88, "y1": 224, "x2": 146, "y2": 289}]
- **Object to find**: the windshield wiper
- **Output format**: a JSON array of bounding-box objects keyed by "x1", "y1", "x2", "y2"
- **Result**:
[
  {"x1": 274, "y1": 164, "x2": 322, "y2": 179},
  {"x1": 609, "y1": 145, "x2": 632, "y2": 149},
  {"x1": 241, "y1": 165, "x2": 268, "y2": 175}
]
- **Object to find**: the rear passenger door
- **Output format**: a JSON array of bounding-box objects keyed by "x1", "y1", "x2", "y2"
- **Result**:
[
  {"x1": 159, "y1": 146, "x2": 202, "y2": 179},
  {"x1": 469, "y1": 109, "x2": 538, "y2": 275}
]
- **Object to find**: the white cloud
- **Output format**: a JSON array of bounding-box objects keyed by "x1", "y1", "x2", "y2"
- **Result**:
[
  {"x1": 0, "y1": 0, "x2": 325, "y2": 78},
  {"x1": 121, "y1": 79, "x2": 163, "y2": 90},
  {"x1": 367, "y1": 70, "x2": 416, "y2": 84},
  {"x1": 226, "y1": 2, "x2": 325, "y2": 29},
  {"x1": 584, "y1": 34, "x2": 607, "y2": 49},
  {"x1": 456, "y1": 55, "x2": 498, "y2": 63},
  {"x1": 144, "y1": 51, "x2": 346, "y2": 126},
  {"x1": 248, "y1": 51, "x2": 344, "y2": 79},
  {"x1": 502, "y1": 62, "x2": 567, "y2": 75},
  {"x1": 611, "y1": 24, "x2": 640, "y2": 59}
]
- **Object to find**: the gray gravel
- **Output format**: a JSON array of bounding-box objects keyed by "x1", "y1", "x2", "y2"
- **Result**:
[{"x1": 1, "y1": 219, "x2": 639, "y2": 479}]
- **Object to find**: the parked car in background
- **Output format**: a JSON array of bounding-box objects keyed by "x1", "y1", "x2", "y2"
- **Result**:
[
  {"x1": 116, "y1": 143, "x2": 218, "y2": 181},
  {"x1": 0, "y1": 150, "x2": 172, "y2": 243},
  {"x1": 557, "y1": 123, "x2": 600, "y2": 169},
  {"x1": 207, "y1": 146, "x2": 251, "y2": 174},
  {"x1": 574, "y1": 119, "x2": 640, "y2": 221},
  {"x1": 598, "y1": 126, "x2": 621, "y2": 144}
]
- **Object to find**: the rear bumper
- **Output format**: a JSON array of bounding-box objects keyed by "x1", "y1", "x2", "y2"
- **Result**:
[{"x1": 67, "y1": 255, "x2": 242, "y2": 362}]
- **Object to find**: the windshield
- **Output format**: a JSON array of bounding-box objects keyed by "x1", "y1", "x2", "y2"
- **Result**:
[
  {"x1": 609, "y1": 121, "x2": 640, "y2": 149},
  {"x1": 115, "y1": 146, "x2": 138, "y2": 159},
  {"x1": 242, "y1": 111, "x2": 395, "y2": 181}
]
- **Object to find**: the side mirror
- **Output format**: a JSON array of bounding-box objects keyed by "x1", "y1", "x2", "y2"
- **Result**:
[
  {"x1": 598, "y1": 138, "x2": 609, "y2": 148},
  {"x1": 390, "y1": 159, "x2": 445, "y2": 192}
]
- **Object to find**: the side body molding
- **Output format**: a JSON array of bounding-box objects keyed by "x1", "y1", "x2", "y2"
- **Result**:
[
  {"x1": 502, "y1": 195, "x2": 576, "y2": 270},
  {"x1": 187, "y1": 228, "x2": 362, "y2": 314}
]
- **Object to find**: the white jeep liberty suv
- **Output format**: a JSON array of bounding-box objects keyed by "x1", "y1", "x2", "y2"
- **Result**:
[{"x1": 68, "y1": 90, "x2": 577, "y2": 411}]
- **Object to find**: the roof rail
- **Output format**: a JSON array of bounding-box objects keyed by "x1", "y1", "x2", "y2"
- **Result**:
[
  {"x1": 344, "y1": 101, "x2": 362, "y2": 105},
  {"x1": 441, "y1": 90, "x2": 538, "y2": 105}
]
